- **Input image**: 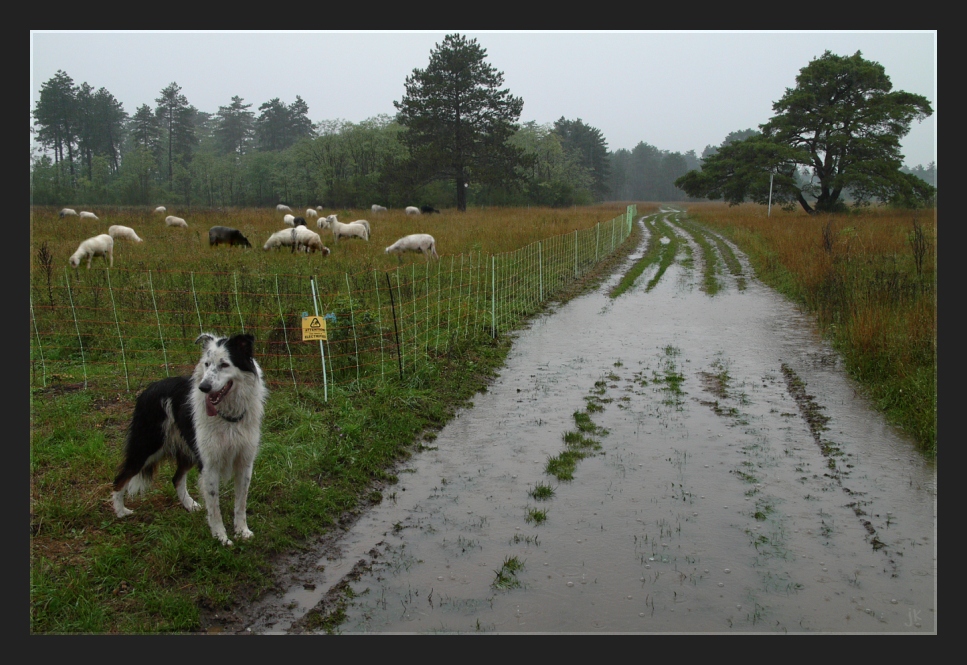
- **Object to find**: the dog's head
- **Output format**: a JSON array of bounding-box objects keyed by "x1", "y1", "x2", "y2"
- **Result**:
[{"x1": 194, "y1": 333, "x2": 258, "y2": 416}]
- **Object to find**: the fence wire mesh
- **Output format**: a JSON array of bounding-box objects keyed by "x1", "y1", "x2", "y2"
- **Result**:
[{"x1": 30, "y1": 207, "x2": 635, "y2": 395}]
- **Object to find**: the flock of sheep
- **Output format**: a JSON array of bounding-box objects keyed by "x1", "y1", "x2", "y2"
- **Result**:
[{"x1": 60, "y1": 203, "x2": 441, "y2": 270}]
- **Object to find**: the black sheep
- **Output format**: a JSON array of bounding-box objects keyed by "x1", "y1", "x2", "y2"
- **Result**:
[{"x1": 208, "y1": 226, "x2": 252, "y2": 248}]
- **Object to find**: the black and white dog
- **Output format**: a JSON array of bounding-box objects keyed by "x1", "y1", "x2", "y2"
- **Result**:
[{"x1": 111, "y1": 333, "x2": 268, "y2": 546}]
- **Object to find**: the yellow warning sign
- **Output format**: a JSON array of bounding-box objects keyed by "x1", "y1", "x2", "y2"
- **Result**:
[{"x1": 302, "y1": 315, "x2": 327, "y2": 341}]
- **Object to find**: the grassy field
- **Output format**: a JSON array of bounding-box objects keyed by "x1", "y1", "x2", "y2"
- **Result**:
[{"x1": 30, "y1": 204, "x2": 636, "y2": 395}]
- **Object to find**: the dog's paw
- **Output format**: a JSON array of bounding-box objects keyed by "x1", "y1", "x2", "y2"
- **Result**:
[
  {"x1": 219, "y1": 536, "x2": 234, "y2": 547},
  {"x1": 115, "y1": 506, "x2": 134, "y2": 518},
  {"x1": 236, "y1": 527, "x2": 254, "y2": 540},
  {"x1": 185, "y1": 499, "x2": 201, "y2": 512}
]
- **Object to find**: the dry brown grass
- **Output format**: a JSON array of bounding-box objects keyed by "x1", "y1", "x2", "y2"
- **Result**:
[{"x1": 30, "y1": 204, "x2": 647, "y2": 278}]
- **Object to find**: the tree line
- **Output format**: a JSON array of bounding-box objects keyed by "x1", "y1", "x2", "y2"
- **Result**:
[{"x1": 31, "y1": 37, "x2": 935, "y2": 212}]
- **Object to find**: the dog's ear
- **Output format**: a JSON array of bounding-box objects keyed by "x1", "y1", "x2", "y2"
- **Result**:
[
  {"x1": 195, "y1": 333, "x2": 216, "y2": 348},
  {"x1": 230, "y1": 334, "x2": 256, "y2": 358},
  {"x1": 225, "y1": 334, "x2": 258, "y2": 373}
]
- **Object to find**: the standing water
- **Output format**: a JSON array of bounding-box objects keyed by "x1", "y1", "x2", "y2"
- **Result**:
[{"x1": 242, "y1": 209, "x2": 936, "y2": 634}]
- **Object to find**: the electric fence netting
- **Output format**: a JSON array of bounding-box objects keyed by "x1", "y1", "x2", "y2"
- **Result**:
[{"x1": 30, "y1": 206, "x2": 636, "y2": 396}]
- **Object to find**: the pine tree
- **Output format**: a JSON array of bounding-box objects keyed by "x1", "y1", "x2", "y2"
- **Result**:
[{"x1": 394, "y1": 33, "x2": 525, "y2": 211}]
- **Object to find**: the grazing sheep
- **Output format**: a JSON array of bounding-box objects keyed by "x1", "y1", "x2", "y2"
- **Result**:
[
  {"x1": 291, "y1": 225, "x2": 329, "y2": 254},
  {"x1": 277, "y1": 204, "x2": 293, "y2": 213},
  {"x1": 154, "y1": 206, "x2": 167, "y2": 214},
  {"x1": 165, "y1": 215, "x2": 188, "y2": 228},
  {"x1": 317, "y1": 214, "x2": 335, "y2": 230},
  {"x1": 371, "y1": 204, "x2": 388, "y2": 213},
  {"x1": 69, "y1": 234, "x2": 114, "y2": 269},
  {"x1": 59, "y1": 208, "x2": 78, "y2": 218},
  {"x1": 108, "y1": 225, "x2": 143, "y2": 243},
  {"x1": 79, "y1": 211, "x2": 99, "y2": 220},
  {"x1": 420, "y1": 205, "x2": 440, "y2": 214},
  {"x1": 283, "y1": 214, "x2": 296, "y2": 226},
  {"x1": 208, "y1": 226, "x2": 251, "y2": 248},
  {"x1": 385, "y1": 233, "x2": 439, "y2": 262},
  {"x1": 264, "y1": 229, "x2": 294, "y2": 250},
  {"x1": 263, "y1": 228, "x2": 329, "y2": 254},
  {"x1": 330, "y1": 218, "x2": 370, "y2": 242},
  {"x1": 305, "y1": 208, "x2": 318, "y2": 219},
  {"x1": 349, "y1": 219, "x2": 371, "y2": 236},
  {"x1": 405, "y1": 206, "x2": 421, "y2": 216}
]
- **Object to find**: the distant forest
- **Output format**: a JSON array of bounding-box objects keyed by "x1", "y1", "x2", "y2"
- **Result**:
[{"x1": 30, "y1": 71, "x2": 936, "y2": 209}]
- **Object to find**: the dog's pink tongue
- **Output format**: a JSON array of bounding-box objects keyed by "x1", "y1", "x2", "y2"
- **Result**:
[{"x1": 206, "y1": 394, "x2": 218, "y2": 417}]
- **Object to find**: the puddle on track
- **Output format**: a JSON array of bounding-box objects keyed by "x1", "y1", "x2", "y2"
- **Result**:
[{"x1": 245, "y1": 211, "x2": 937, "y2": 634}]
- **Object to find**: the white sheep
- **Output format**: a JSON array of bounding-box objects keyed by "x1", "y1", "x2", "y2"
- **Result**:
[
  {"x1": 69, "y1": 234, "x2": 114, "y2": 269},
  {"x1": 371, "y1": 204, "x2": 388, "y2": 213},
  {"x1": 108, "y1": 225, "x2": 143, "y2": 243},
  {"x1": 385, "y1": 233, "x2": 439, "y2": 261},
  {"x1": 263, "y1": 228, "x2": 329, "y2": 254},
  {"x1": 79, "y1": 211, "x2": 99, "y2": 220},
  {"x1": 291, "y1": 225, "x2": 330, "y2": 254},
  {"x1": 165, "y1": 215, "x2": 188, "y2": 228},
  {"x1": 59, "y1": 208, "x2": 78, "y2": 218},
  {"x1": 330, "y1": 218, "x2": 370, "y2": 242},
  {"x1": 283, "y1": 214, "x2": 296, "y2": 226},
  {"x1": 263, "y1": 229, "x2": 294, "y2": 250},
  {"x1": 154, "y1": 206, "x2": 166, "y2": 214},
  {"x1": 317, "y1": 214, "x2": 335, "y2": 230},
  {"x1": 349, "y1": 219, "x2": 371, "y2": 236},
  {"x1": 276, "y1": 204, "x2": 293, "y2": 213},
  {"x1": 404, "y1": 206, "x2": 421, "y2": 216},
  {"x1": 305, "y1": 208, "x2": 318, "y2": 219}
]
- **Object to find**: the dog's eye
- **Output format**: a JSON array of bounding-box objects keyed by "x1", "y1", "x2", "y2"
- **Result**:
[{"x1": 220, "y1": 362, "x2": 229, "y2": 368}]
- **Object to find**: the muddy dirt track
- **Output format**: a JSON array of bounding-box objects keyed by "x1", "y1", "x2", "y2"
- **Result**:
[{"x1": 225, "y1": 208, "x2": 936, "y2": 634}]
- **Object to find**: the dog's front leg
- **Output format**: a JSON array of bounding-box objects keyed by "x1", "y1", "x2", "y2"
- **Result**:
[
  {"x1": 200, "y1": 469, "x2": 232, "y2": 546},
  {"x1": 233, "y1": 462, "x2": 254, "y2": 540}
]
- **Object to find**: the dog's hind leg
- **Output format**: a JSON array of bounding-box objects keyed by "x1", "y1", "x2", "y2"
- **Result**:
[
  {"x1": 233, "y1": 460, "x2": 255, "y2": 540},
  {"x1": 199, "y1": 469, "x2": 232, "y2": 546},
  {"x1": 111, "y1": 460, "x2": 159, "y2": 518},
  {"x1": 172, "y1": 453, "x2": 201, "y2": 512}
]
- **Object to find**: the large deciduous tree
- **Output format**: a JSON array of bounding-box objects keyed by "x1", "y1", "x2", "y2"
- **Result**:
[
  {"x1": 394, "y1": 33, "x2": 526, "y2": 211},
  {"x1": 676, "y1": 51, "x2": 935, "y2": 213}
]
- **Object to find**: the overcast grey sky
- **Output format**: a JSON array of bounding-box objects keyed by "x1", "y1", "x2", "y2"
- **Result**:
[{"x1": 30, "y1": 30, "x2": 937, "y2": 168}]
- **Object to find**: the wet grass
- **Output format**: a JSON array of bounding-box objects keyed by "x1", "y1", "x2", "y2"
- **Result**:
[
  {"x1": 652, "y1": 346, "x2": 686, "y2": 409},
  {"x1": 545, "y1": 449, "x2": 586, "y2": 481},
  {"x1": 671, "y1": 215, "x2": 721, "y2": 295},
  {"x1": 545, "y1": 379, "x2": 612, "y2": 482},
  {"x1": 525, "y1": 508, "x2": 548, "y2": 524},
  {"x1": 670, "y1": 212, "x2": 748, "y2": 293},
  {"x1": 610, "y1": 213, "x2": 677, "y2": 298},
  {"x1": 492, "y1": 555, "x2": 525, "y2": 590},
  {"x1": 528, "y1": 482, "x2": 555, "y2": 501}
]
